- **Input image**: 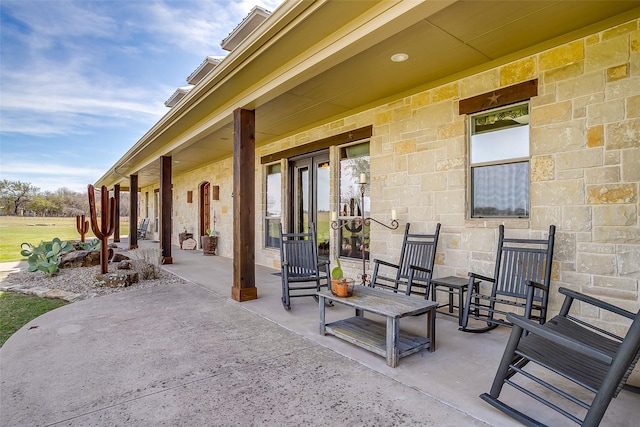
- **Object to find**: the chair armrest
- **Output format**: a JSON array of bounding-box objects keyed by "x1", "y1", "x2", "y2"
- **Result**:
[
  {"x1": 373, "y1": 259, "x2": 401, "y2": 270},
  {"x1": 526, "y1": 279, "x2": 548, "y2": 292},
  {"x1": 406, "y1": 265, "x2": 432, "y2": 296},
  {"x1": 558, "y1": 287, "x2": 635, "y2": 320},
  {"x1": 468, "y1": 272, "x2": 495, "y2": 283},
  {"x1": 507, "y1": 313, "x2": 614, "y2": 365},
  {"x1": 317, "y1": 260, "x2": 330, "y2": 269},
  {"x1": 318, "y1": 260, "x2": 330, "y2": 278},
  {"x1": 409, "y1": 264, "x2": 432, "y2": 275},
  {"x1": 524, "y1": 279, "x2": 548, "y2": 319}
]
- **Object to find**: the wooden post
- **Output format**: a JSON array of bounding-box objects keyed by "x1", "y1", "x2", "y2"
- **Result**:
[
  {"x1": 231, "y1": 108, "x2": 257, "y2": 302},
  {"x1": 159, "y1": 156, "x2": 173, "y2": 264},
  {"x1": 113, "y1": 184, "x2": 121, "y2": 242},
  {"x1": 129, "y1": 175, "x2": 138, "y2": 249}
]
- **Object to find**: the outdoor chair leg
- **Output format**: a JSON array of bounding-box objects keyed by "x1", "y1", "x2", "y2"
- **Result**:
[
  {"x1": 479, "y1": 323, "x2": 544, "y2": 427},
  {"x1": 460, "y1": 281, "x2": 498, "y2": 333},
  {"x1": 281, "y1": 281, "x2": 291, "y2": 311}
]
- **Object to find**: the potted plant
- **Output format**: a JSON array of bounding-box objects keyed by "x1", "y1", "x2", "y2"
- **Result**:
[
  {"x1": 201, "y1": 228, "x2": 218, "y2": 256},
  {"x1": 331, "y1": 257, "x2": 354, "y2": 297}
]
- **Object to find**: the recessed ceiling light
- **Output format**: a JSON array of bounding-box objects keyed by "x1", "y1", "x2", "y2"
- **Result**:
[{"x1": 391, "y1": 53, "x2": 409, "y2": 62}]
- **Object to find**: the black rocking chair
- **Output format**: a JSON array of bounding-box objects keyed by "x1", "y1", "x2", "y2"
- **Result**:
[
  {"x1": 460, "y1": 225, "x2": 555, "y2": 332},
  {"x1": 481, "y1": 287, "x2": 640, "y2": 427},
  {"x1": 137, "y1": 218, "x2": 149, "y2": 240},
  {"x1": 371, "y1": 223, "x2": 441, "y2": 297},
  {"x1": 278, "y1": 222, "x2": 330, "y2": 311}
]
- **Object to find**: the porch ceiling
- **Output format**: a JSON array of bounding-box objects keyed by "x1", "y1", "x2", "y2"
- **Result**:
[{"x1": 99, "y1": 0, "x2": 640, "y2": 191}]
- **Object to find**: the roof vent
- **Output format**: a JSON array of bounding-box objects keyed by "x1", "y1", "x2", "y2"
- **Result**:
[
  {"x1": 164, "y1": 85, "x2": 194, "y2": 108},
  {"x1": 186, "y1": 56, "x2": 225, "y2": 85},
  {"x1": 220, "y1": 6, "x2": 270, "y2": 52}
]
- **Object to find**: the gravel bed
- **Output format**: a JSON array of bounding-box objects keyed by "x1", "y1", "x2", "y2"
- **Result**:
[{"x1": 0, "y1": 266, "x2": 185, "y2": 298}]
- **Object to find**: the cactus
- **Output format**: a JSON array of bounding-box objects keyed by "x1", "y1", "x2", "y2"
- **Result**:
[
  {"x1": 87, "y1": 184, "x2": 115, "y2": 274},
  {"x1": 20, "y1": 238, "x2": 73, "y2": 277},
  {"x1": 76, "y1": 214, "x2": 89, "y2": 242},
  {"x1": 331, "y1": 257, "x2": 344, "y2": 280}
]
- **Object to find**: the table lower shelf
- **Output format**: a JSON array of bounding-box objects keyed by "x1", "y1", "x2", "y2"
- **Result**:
[{"x1": 324, "y1": 316, "x2": 431, "y2": 360}]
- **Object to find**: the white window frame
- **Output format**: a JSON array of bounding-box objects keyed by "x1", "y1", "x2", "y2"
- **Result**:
[
  {"x1": 468, "y1": 102, "x2": 530, "y2": 219},
  {"x1": 264, "y1": 162, "x2": 282, "y2": 248}
]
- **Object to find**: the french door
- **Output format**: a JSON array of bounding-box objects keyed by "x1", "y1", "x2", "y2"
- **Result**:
[
  {"x1": 289, "y1": 151, "x2": 330, "y2": 260},
  {"x1": 199, "y1": 182, "x2": 210, "y2": 237}
]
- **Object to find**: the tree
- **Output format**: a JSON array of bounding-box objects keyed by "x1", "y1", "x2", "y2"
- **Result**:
[
  {"x1": 27, "y1": 194, "x2": 57, "y2": 216},
  {"x1": 54, "y1": 187, "x2": 87, "y2": 217},
  {"x1": 0, "y1": 180, "x2": 39, "y2": 215}
]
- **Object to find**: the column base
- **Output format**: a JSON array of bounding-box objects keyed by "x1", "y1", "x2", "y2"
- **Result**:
[
  {"x1": 160, "y1": 256, "x2": 173, "y2": 265},
  {"x1": 231, "y1": 286, "x2": 258, "y2": 302}
]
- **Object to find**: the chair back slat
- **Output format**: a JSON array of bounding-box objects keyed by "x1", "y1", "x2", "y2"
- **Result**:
[
  {"x1": 277, "y1": 222, "x2": 329, "y2": 310},
  {"x1": 495, "y1": 226, "x2": 555, "y2": 302},
  {"x1": 396, "y1": 224, "x2": 440, "y2": 281},
  {"x1": 399, "y1": 240, "x2": 436, "y2": 281},
  {"x1": 279, "y1": 223, "x2": 321, "y2": 277}
]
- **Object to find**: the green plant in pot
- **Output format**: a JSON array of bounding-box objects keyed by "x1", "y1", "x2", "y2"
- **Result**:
[{"x1": 331, "y1": 257, "x2": 353, "y2": 297}]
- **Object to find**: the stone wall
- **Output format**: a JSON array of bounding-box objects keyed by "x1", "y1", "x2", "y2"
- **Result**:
[
  {"x1": 139, "y1": 156, "x2": 234, "y2": 257},
  {"x1": 144, "y1": 18, "x2": 639, "y2": 328},
  {"x1": 257, "y1": 18, "x2": 640, "y2": 327}
]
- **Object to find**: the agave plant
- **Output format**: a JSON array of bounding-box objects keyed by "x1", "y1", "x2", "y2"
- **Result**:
[{"x1": 20, "y1": 238, "x2": 74, "y2": 277}]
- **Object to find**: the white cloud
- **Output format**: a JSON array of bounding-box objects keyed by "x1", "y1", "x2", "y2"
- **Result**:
[
  {"x1": 1, "y1": 162, "x2": 98, "y2": 176},
  {"x1": 138, "y1": 1, "x2": 284, "y2": 55},
  {"x1": 0, "y1": 1, "x2": 286, "y2": 138},
  {"x1": 0, "y1": 0, "x2": 285, "y2": 194},
  {"x1": 0, "y1": 162, "x2": 103, "y2": 193}
]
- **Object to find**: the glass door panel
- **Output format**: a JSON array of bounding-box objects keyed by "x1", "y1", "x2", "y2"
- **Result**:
[
  {"x1": 316, "y1": 160, "x2": 330, "y2": 258},
  {"x1": 293, "y1": 165, "x2": 309, "y2": 236},
  {"x1": 289, "y1": 152, "x2": 330, "y2": 260}
]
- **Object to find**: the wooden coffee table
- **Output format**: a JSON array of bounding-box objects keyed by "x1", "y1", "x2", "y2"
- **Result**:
[{"x1": 317, "y1": 286, "x2": 437, "y2": 367}]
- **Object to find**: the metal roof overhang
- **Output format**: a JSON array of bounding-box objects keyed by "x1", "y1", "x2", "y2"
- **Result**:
[{"x1": 96, "y1": 0, "x2": 640, "y2": 191}]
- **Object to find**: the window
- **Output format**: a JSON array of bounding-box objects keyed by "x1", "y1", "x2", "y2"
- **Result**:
[
  {"x1": 338, "y1": 142, "x2": 370, "y2": 259},
  {"x1": 470, "y1": 103, "x2": 530, "y2": 218},
  {"x1": 265, "y1": 163, "x2": 281, "y2": 248}
]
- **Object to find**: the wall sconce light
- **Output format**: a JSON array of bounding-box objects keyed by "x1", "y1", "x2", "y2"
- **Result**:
[
  {"x1": 212, "y1": 185, "x2": 220, "y2": 200},
  {"x1": 187, "y1": 191, "x2": 193, "y2": 203}
]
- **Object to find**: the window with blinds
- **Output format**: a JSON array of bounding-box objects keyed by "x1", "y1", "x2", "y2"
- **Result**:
[{"x1": 470, "y1": 102, "x2": 530, "y2": 218}]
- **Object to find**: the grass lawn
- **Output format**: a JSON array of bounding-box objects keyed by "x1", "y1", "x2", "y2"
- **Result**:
[
  {"x1": 0, "y1": 291, "x2": 68, "y2": 346},
  {"x1": 0, "y1": 216, "x2": 129, "y2": 263}
]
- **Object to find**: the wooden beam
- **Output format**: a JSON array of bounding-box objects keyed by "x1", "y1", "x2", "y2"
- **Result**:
[
  {"x1": 260, "y1": 125, "x2": 373, "y2": 164},
  {"x1": 459, "y1": 79, "x2": 538, "y2": 116},
  {"x1": 160, "y1": 156, "x2": 173, "y2": 265},
  {"x1": 129, "y1": 175, "x2": 138, "y2": 249},
  {"x1": 232, "y1": 108, "x2": 257, "y2": 302},
  {"x1": 113, "y1": 184, "x2": 121, "y2": 242}
]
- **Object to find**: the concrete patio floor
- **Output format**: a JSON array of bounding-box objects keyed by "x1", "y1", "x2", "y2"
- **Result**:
[{"x1": 1, "y1": 240, "x2": 638, "y2": 426}]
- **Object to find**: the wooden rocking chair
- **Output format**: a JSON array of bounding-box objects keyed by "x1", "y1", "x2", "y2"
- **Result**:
[
  {"x1": 481, "y1": 287, "x2": 640, "y2": 426},
  {"x1": 278, "y1": 222, "x2": 330, "y2": 311},
  {"x1": 371, "y1": 223, "x2": 440, "y2": 297},
  {"x1": 137, "y1": 218, "x2": 149, "y2": 240},
  {"x1": 460, "y1": 225, "x2": 556, "y2": 332}
]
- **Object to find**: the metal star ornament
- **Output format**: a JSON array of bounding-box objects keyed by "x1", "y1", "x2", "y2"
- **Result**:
[{"x1": 487, "y1": 92, "x2": 501, "y2": 106}]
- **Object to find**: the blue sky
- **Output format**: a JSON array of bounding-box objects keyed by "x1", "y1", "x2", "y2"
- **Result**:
[{"x1": 0, "y1": 0, "x2": 282, "y2": 193}]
